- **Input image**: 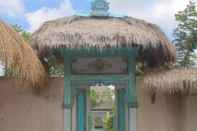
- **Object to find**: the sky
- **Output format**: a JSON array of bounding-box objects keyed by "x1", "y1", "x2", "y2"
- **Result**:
[{"x1": 0, "y1": 0, "x2": 195, "y2": 39}]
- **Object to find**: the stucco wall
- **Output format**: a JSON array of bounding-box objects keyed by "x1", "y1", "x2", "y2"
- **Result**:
[
  {"x1": 181, "y1": 96, "x2": 197, "y2": 131},
  {"x1": 136, "y1": 80, "x2": 181, "y2": 131},
  {"x1": 0, "y1": 77, "x2": 194, "y2": 131},
  {"x1": 0, "y1": 77, "x2": 64, "y2": 131}
]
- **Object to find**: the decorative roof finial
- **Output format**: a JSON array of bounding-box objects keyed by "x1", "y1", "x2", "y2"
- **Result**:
[{"x1": 91, "y1": 0, "x2": 110, "y2": 17}]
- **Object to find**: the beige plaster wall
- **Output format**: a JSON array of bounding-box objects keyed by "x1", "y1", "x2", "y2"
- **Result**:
[
  {"x1": 0, "y1": 77, "x2": 195, "y2": 131},
  {"x1": 0, "y1": 77, "x2": 64, "y2": 131},
  {"x1": 136, "y1": 80, "x2": 181, "y2": 131},
  {"x1": 181, "y1": 96, "x2": 197, "y2": 131}
]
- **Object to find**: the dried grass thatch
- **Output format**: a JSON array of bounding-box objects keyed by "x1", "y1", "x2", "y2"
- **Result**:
[
  {"x1": 143, "y1": 68, "x2": 197, "y2": 95},
  {"x1": 0, "y1": 20, "x2": 47, "y2": 87},
  {"x1": 31, "y1": 16, "x2": 176, "y2": 67}
]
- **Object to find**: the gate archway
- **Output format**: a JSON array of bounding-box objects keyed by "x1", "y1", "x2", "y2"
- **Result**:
[{"x1": 63, "y1": 48, "x2": 138, "y2": 131}]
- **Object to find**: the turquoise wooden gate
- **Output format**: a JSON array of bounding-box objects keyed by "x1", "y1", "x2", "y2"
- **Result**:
[{"x1": 63, "y1": 48, "x2": 138, "y2": 131}]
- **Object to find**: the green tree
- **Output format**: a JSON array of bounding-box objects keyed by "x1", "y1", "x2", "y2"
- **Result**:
[
  {"x1": 13, "y1": 25, "x2": 31, "y2": 41},
  {"x1": 90, "y1": 89, "x2": 98, "y2": 108},
  {"x1": 103, "y1": 112, "x2": 114, "y2": 131},
  {"x1": 43, "y1": 49, "x2": 64, "y2": 76},
  {"x1": 174, "y1": 0, "x2": 197, "y2": 67}
]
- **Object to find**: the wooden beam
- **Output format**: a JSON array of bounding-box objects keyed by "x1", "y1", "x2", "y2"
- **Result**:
[
  {"x1": 66, "y1": 48, "x2": 138, "y2": 58},
  {"x1": 71, "y1": 74, "x2": 129, "y2": 81}
]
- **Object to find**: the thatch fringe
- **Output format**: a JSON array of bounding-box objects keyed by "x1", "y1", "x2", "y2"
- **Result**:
[
  {"x1": 0, "y1": 20, "x2": 47, "y2": 87},
  {"x1": 143, "y1": 68, "x2": 197, "y2": 95},
  {"x1": 31, "y1": 16, "x2": 175, "y2": 67}
]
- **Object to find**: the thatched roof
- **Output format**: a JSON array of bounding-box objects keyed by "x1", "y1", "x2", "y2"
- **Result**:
[
  {"x1": 31, "y1": 16, "x2": 176, "y2": 66},
  {"x1": 143, "y1": 68, "x2": 197, "y2": 95},
  {"x1": 0, "y1": 20, "x2": 47, "y2": 87}
]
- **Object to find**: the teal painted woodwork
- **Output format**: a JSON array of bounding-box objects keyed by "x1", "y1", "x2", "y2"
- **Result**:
[
  {"x1": 64, "y1": 49, "x2": 72, "y2": 131},
  {"x1": 65, "y1": 48, "x2": 138, "y2": 58},
  {"x1": 63, "y1": 47, "x2": 138, "y2": 131},
  {"x1": 64, "y1": 49, "x2": 72, "y2": 108},
  {"x1": 127, "y1": 53, "x2": 137, "y2": 108},
  {"x1": 71, "y1": 75, "x2": 129, "y2": 81},
  {"x1": 91, "y1": 0, "x2": 109, "y2": 17},
  {"x1": 77, "y1": 89, "x2": 86, "y2": 131},
  {"x1": 117, "y1": 89, "x2": 126, "y2": 131},
  {"x1": 88, "y1": 113, "x2": 93, "y2": 131}
]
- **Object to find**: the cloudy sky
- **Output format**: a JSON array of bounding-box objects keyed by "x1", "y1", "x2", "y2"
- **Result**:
[{"x1": 0, "y1": 0, "x2": 194, "y2": 39}]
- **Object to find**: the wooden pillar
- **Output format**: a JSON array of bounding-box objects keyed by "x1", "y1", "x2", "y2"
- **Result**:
[
  {"x1": 64, "y1": 49, "x2": 72, "y2": 131},
  {"x1": 127, "y1": 52, "x2": 137, "y2": 108},
  {"x1": 77, "y1": 89, "x2": 87, "y2": 131},
  {"x1": 127, "y1": 50, "x2": 137, "y2": 131},
  {"x1": 117, "y1": 88, "x2": 126, "y2": 131}
]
